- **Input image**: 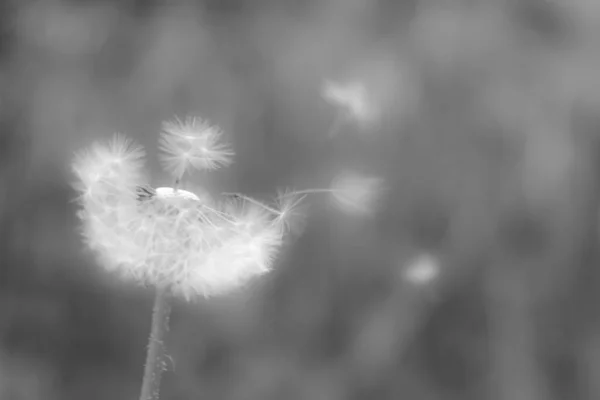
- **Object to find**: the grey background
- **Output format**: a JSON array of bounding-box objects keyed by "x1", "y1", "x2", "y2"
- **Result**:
[{"x1": 1, "y1": 0, "x2": 600, "y2": 399}]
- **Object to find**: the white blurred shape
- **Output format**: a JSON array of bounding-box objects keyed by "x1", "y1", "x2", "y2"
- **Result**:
[
  {"x1": 322, "y1": 80, "x2": 379, "y2": 126},
  {"x1": 403, "y1": 253, "x2": 440, "y2": 286},
  {"x1": 331, "y1": 172, "x2": 383, "y2": 215},
  {"x1": 321, "y1": 50, "x2": 419, "y2": 139}
]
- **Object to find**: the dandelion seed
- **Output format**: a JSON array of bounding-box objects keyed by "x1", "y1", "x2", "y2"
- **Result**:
[
  {"x1": 330, "y1": 171, "x2": 384, "y2": 216},
  {"x1": 73, "y1": 134, "x2": 284, "y2": 300},
  {"x1": 322, "y1": 80, "x2": 379, "y2": 128},
  {"x1": 158, "y1": 116, "x2": 234, "y2": 179},
  {"x1": 221, "y1": 190, "x2": 308, "y2": 237}
]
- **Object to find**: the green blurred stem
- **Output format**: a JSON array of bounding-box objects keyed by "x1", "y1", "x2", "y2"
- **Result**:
[{"x1": 139, "y1": 287, "x2": 172, "y2": 400}]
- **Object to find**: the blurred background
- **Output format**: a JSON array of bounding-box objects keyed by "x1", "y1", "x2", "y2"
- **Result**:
[{"x1": 2, "y1": 0, "x2": 600, "y2": 399}]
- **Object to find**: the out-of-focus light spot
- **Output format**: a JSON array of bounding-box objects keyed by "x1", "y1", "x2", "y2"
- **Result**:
[
  {"x1": 330, "y1": 171, "x2": 384, "y2": 216},
  {"x1": 402, "y1": 253, "x2": 440, "y2": 286}
]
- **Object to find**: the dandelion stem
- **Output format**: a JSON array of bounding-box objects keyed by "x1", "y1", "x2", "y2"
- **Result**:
[{"x1": 139, "y1": 287, "x2": 172, "y2": 400}]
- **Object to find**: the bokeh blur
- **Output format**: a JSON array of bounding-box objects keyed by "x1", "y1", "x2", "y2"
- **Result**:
[{"x1": 2, "y1": 0, "x2": 600, "y2": 399}]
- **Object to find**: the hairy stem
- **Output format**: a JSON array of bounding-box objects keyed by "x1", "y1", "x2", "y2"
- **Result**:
[{"x1": 139, "y1": 287, "x2": 172, "y2": 400}]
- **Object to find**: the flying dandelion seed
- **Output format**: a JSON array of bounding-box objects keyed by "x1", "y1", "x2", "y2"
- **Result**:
[
  {"x1": 221, "y1": 189, "x2": 308, "y2": 238},
  {"x1": 271, "y1": 188, "x2": 309, "y2": 237},
  {"x1": 158, "y1": 116, "x2": 234, "y2": 180},
  {"x1": 330, "y1": 171, "x2": 384, "y2": 216},
  {"x1": 322, "y1": 80, "x2": 379, "y2": 131}
]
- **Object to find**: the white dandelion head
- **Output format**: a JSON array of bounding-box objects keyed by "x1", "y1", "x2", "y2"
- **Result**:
[
  {"x1": 73, "y1": 133, "x2": 288, "y2": 300},
  {"x1": 158, "y1": 116, "x2": 234, "y2": 179},
  {"x1": 330, "y1": 171, "x2": 384, "y2": 216},
  {"x1": 322, "y1": 80, "x2": 380, "y2": 126}
]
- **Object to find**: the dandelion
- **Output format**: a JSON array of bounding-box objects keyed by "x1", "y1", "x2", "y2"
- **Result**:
[
  {"x1": 73, "y1": 118, "x2": 385, "y2": 400},
  {"x1": 72, "y1": 117, "x2": 291, "y2": 400},
  {"x1": 158, "y1": 116, "x2": 234, "y2": 180},
  {"x1": 330, "y1": 171, "x2": 384, "y2": 216}
]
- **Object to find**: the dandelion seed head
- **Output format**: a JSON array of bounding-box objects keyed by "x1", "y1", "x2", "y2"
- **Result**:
[
  {"x1": 158, "y1": 116, "x2": 234, "y2": 179},
  {"x1": 73, "y1": 133, "x2": 284, "y2": 299},
  {"x1": 272, "y1": 188, "x2": 308, "y2": 237},
  {"x1": 73, "y1": 126, "x2": 293, "y2": 300},
  {"x1": 222, "y1": 196, "x2": 275, "y2": 234},
  {"x1": 131, "y1": 190, "x2": 283, "y2": 299}
]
